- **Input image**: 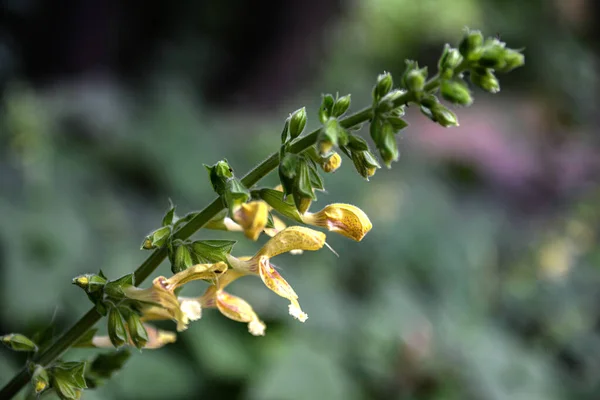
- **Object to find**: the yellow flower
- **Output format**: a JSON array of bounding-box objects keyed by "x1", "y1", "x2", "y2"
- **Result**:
[
  {"x1": 301, "y1": 203, "x2": 372, "y2": 241},
  {"x1": 125, "y1": 262, "x2": 227, "y2": 331},
  {"x1": 232, "y1": 201, "x2": 269, "y2": 241},
  {"x1": 91, "y1": 324, "x2": 176, "y2": 349},
  {"x1": 321, "y1": 152, "x2": 342, "y2": 173},
  {"x1": 191, "y1": 272, "x2": 266, "y2": 336},
  {"x1": 226, "y1": 226, "x2": 326, "y2": 321}
]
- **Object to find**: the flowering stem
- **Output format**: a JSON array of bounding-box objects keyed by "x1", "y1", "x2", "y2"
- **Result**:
[{"x1": 0, "y1": 71, "x2": 449, "y2": 399}]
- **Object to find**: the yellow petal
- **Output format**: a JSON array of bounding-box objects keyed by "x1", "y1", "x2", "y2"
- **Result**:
[
  {"x1": 301, "y1": 203, "x2": 372, "y2": 241},
  {"x1": 215, "y1": 290, "x2": 257, "y2": 322},
  {"x1": 256, "y1": 226, "x2": 326, "y2": 258},
  {"x1": 321, "y1": 152, "x2": 342, "y2": 173},
  {"x1": 214, "y1": 289, "x2": 266, "y2": 336},
  {"x1": 233, "y1": 201, "x2": 269, "y2": 241},
  {"x1": 164, "y1": 262, "x2": 228, "y2": 289},
  {"x1": 257, "y1": 256, "x2": 298, "y2": 301}
]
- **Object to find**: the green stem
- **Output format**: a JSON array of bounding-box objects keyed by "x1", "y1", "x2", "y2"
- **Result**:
[{"x1": 0, "y1": 73, "x2": 447, "y2": 399}]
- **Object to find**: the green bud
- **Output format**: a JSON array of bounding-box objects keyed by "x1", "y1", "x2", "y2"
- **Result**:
[
  {"x1": 72, "y1": 272, "x2": 108, "y2": 293},
  {"x1": 31, "y1": 365, "x2": 50, "y2": 394},
  {"x1": 377, "y1": 89, "x2": 407, "y2": 113},
  {"x1": 289, "y1": 107, "x2": 307, "y2": 139},
  {"x1": 420, "y1": 103, "x2": 459, "y2": 127},
  {"x1": 459, "y1": 29, "x2": 484, "y2": 57},
  {"x1": 438, "y1": 44, "x2": 463, "y2": 71},
  {"x1": 351, "y1": 150, "x2": 381, "y2": 180},
  {"x1": 280, "y1": 118, "x2": 290, "y2": 144},
  {"x1": 173, "y1": 243, "x2": 194, "y2": 273},
  {"x1": 332, "y1": 95, "x2": 351, "y2": 117},
  {"x1": 373, "y1": 72, "x2": 393, "y2": 102},
  {"x1": 126, "y1": 311, "x2": 148, "y2": 349},
  {"x1": 478, "y1": 45, "x2": 507, "y2": 69},
  {"x1": 318, "y1": 118, "x2": 340, "y2": 156},
  {"x1": 107, "y1": 306, "x2": 128, "y2": 348},
  {"x1": 440, "y1": 80, "x2": 473, "y2": 106},
  {"x1": 496, "y1": 49, "x2": 525, "y2": 73},
  {"x1": 319, "y1": 94, "x2": 335, "y2": 124},
  {"x1": 103, "y1": 273, "x2": 134, "y2": 299},
  {"x1": 141, "y1": 225, "x2": 172, "y2": 250},
  {"x1": 405, "y1": 68, "x2": 427, "y2": 92},
  {"x1": 191, "y1": 240, "x2": 237, "y2": 263},
  {"x1": 0, "y1": 333, "x2": 38, "y2": 352},
  {"x1": 470, "y1": 68, "x2": 500, "y2": 93},
  {"x1": 204, "y1": 160, "x2": 233, "y2": 196},
  {"x1": 292, "y1": 159, "x2": 315, "y2": 214}
]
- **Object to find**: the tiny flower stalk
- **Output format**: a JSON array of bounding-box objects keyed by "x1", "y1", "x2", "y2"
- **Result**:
[{"x1": 301, "y1": 203, "x2": 372, "y2": 242}]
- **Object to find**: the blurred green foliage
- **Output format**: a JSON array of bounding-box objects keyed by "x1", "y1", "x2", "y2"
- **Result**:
[{"x1": 1, "y1": 0, "x2": 600, "y2": 399}]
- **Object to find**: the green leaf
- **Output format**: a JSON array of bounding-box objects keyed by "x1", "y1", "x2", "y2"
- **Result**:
[
  {"x1": 190, "y1": 240, "x2": 237, "y2": 263},
  {"x1": 307, "y1": 161, "x2": 325, "y2": 191},
  {"x1": 52, "y1": 361, "x2": 87, "y2": 399},
  {"x1": 258, "y1": 189, "x2": 303, "y2": 223},
  {"x1": 223, "y1": 177, "x2": 251, "y2": 211}
]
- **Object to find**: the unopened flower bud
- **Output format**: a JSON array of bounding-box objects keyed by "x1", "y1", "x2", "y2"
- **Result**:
[
  {"x1": 373, "y1": 72, "x2": 393, "y2": 102},
  {"x1": 107, "y1": 307, "x2": 128, "y2": 348},
  {"x1": 332, "y1": 95, "x2": 351, "y2": 117},
  {"x1": 440, "y1": 80, "x2": 473, "y2": 106},
  {"x1": 496, "y1": 49, "x2": 525, "y2": 73},
  {"x1": 470, "y1": 68, "x2": 500, "y2": 93},
  {"x1": 351, "y1": 150, "x2": 381, "y2": 180},
  {"x1": 321, "y1": 152, "x2": 342, "y2": 173},
  {"x1": 31, "y1": 365, "x2": 50, "y2": 394},
  {"x1": 421, "y1": 103, "x2": 459, "y2": 127},
  {"x1": 289, "y1": 107, "x2": 307, "y2": 139},
  {"x1": 292, "y1": 160, "x2": 314, "y2": 214},
  {"x1": 438, "y1": 44, "x2": 463, "y2": 71},
  {"x1": 173, "y1": 244, "x2": 194, "y2": 273},
  {"x1": 405, "y1": 68, "x2": 427, "y2": 92},
  {"x1": 459, "y1": 29, "x2": 484, "y2": 57},
  {"x1": 72, "y1": 272, "x2": 108, "y2": 293},
  {"x1": 478, "y1": 45, "x2": 507, "y2": 69},
  {"x1": 1, "y1": 333, "x2": 38, "y2": 352},
  {"x1": 141, "y1": 226, "x2": 171, "y2": 250}
]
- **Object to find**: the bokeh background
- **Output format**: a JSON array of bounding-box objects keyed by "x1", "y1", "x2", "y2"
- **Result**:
[{"x1": 1, "y1": 0, "x2": 600, "y2": 399}]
